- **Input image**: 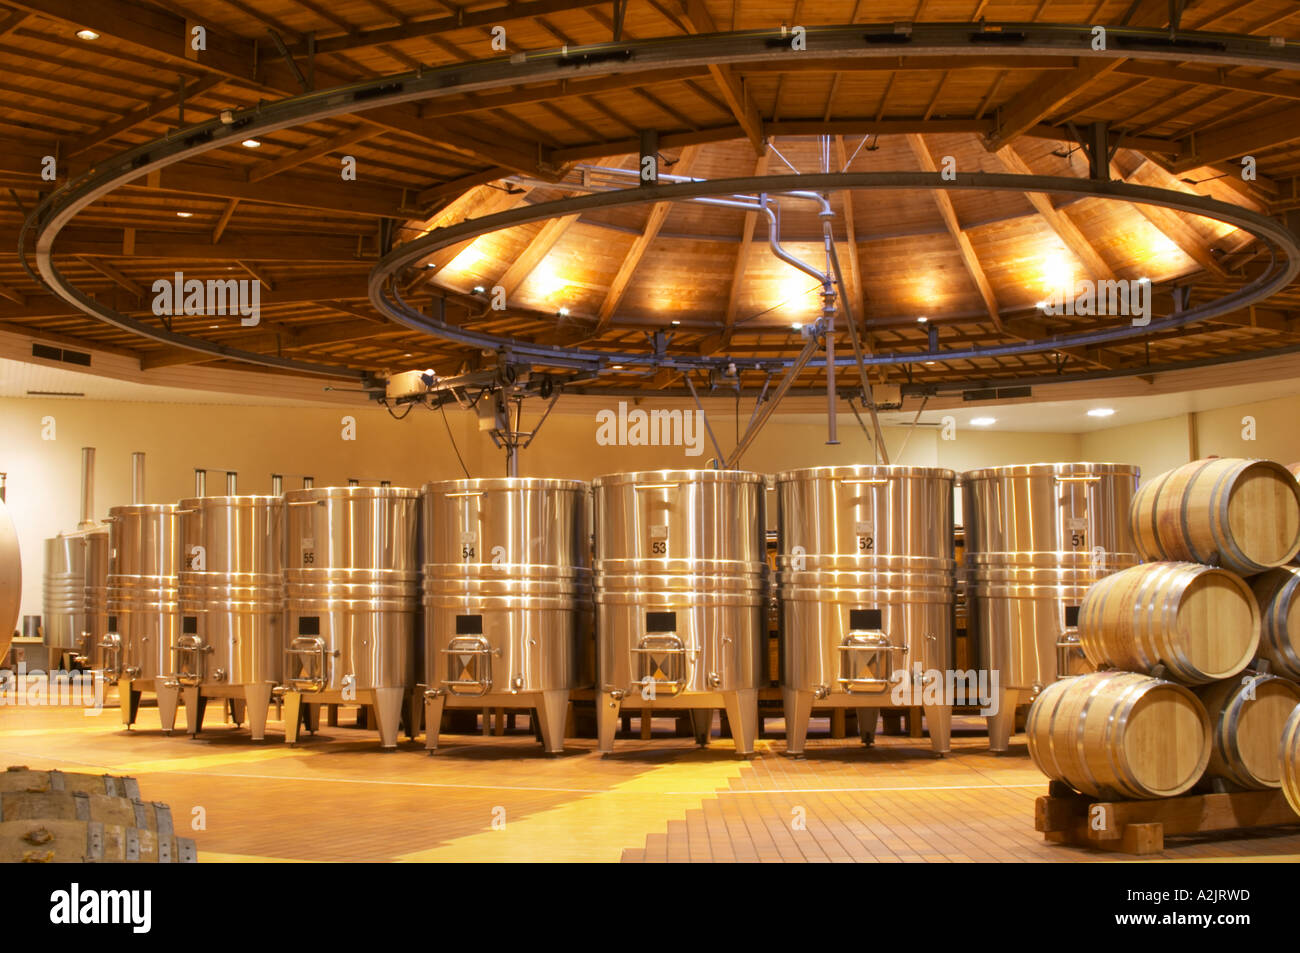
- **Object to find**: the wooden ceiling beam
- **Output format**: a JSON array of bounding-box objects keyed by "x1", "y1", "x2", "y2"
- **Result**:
[
  {"x1": 416, "y1": 68, "x2": 708, "y2": 121},
  {"x1": 993, "y1": 144, "x2": 1117, "y2": 281},
  {"x1": 1171, "y1": 102, "x2": 1300, "y2": 173},
  {"x1": 76, "y1": 256, "x2": 147, "y2": 298},
  {"x1": 1114, "y1": 62, "x2": 1300, "y2": 102},
  {"x1": 131, "y1": 164, "x2": 409, "y2": 218},
  {"x1": 246, "y1": 125, "x2": 379, "y2": 182},
  {"x1": 496, "y1": 213, "x2": 580, "y2": 298},
  {"x1": 592, "y1": 145, "x2": 700, "y2": 334},
  {"x1": 212, "y1": 199, "x2": 239, "y2": 243},
  {"x1": 63, "y1": 74, "x2": 226, "y2": 158},
  {"x1": 26, "y1": 229, "x2": 370, "y2": 262},
  {"x1": 1110, "y1": 159, "x2": 1230, "y2": 280},
  {"x1": 138, "y1": 318, "x2": 391, "y2": 370},
  {"x1": 907, "y1": 134, "x2": 1003, "y2": 331},
  {"x1": 0, "y1": 320, "x2": 139, "y2": 358},
  {"x1": 676, "y1": 0, "x2": 765, "y2": 155}
]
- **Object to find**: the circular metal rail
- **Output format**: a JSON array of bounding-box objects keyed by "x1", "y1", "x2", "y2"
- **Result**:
[
  {"x1": 17, "y1": 21, "x2": 1300, "y2": 378},
  {"x1": 370, "y1": 171, "x2": 1300, "y2": 370}
]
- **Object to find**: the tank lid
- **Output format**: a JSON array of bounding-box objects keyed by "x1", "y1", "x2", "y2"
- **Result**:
[
  {"x1": 773, "y1": 464, "x2": 956, "y2": 482},
  {"x1": 177, "y1": 494, "x2": 283, "y2": 508},
  {"x1": 593, "y1": 468, "x2": 765, "y2": 486},
  {"x1": 282, "y1": 485, "x2": 420, "y2": 501},
  {"x1": 960, "y1": 461, "x2": 1140, "y2": 481},
  {"x1": 421, "y1": 477, "x2": 589, "y2": 494}
]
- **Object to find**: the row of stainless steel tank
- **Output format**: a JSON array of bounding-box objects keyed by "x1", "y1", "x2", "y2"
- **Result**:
[{"x1": 62, "y1": 461, "x2": 1139, "y2": 755}]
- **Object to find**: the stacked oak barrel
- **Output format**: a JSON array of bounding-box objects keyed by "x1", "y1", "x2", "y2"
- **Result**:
[
  {"x1": 0, "y1": 766, "x2": 196, "y2": 862},
  {"x1": 1028, "y1": 457, "x2": 1300, "y2": 807}
]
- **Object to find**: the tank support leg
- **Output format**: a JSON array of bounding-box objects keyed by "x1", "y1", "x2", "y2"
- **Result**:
[
  {"x1": 183, "y1": 686, "x2": 207, "y2": 736},
  {"x1": 985, "y1": 688, "x2": 1020, "y2": 753},
  {"x1": 690, "y1": 709, "x2": 713, "y2": 747},
  {"x1": 724, "y1": 689, "x2": 759, "y2": 757},
  {"x1": 596, "y1": 692, "x2": 621, "y2": 755},
  {"x1": 244, "y1": 683, "x2": 273, "y2": 741},
  {"x1": 781, "y1": 689, "x2": 813, "y2": 756},
  {"x1": 923, "y1": 704, "x2": 952, "y2": 755},
  {"x1": 404, "y1": 691, "x2": 421, "y2": 741},
  {"x1": 228, "y1": 698, "x2": 245, "y2": 727},
  {"x1": 304, "y1": 702, "x2": 321, "y2": 733},
  {"x1": 858, "y1": 708, "x2": 877, "y2": 747},
  {"x1": 282, "y1": 691, "x2": 302, "y2": 744},
  {"x1": 371, "y1": 687, "x2": 404, "y2": 749},
  {"x1": 118, "y1": 678, "x2": 140, "y2": 728},
  {"x1": 155, "y1": 681, "x2": 179, "y2": 735},
  {"x1": 424, "y1": 694, "x2": 446, "y2": 751},
  {"x1": 534, "y1": 690, "x2": 570, "y2": 754}
]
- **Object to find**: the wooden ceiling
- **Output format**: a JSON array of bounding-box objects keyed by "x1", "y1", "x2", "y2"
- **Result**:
[{"x1": 4, "y1": 0, "x2": 1300, "y2": 397}]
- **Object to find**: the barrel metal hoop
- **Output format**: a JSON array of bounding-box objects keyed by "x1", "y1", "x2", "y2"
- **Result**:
[
  {"x1": 1211, "y1": 461, "x2": 1252, "y2": 572},
  {"x1": 1103, "y1": 675, "x2": 1149, "y2": 798}
]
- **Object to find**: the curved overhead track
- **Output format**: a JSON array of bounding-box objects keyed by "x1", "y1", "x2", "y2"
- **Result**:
[
  {"x1": 370, "y1": 171, "x2": 1300, "y2": 371},
  {"x1": 18, "y1": 22, "x2": 1300, "y2": 377}
]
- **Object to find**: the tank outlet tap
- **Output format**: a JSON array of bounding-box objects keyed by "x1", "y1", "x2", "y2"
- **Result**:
[
  {"x1": 707, "y1": 672, "x2": 721, "y2": 688},
  {"x1": 512, "y1": 675, "x2": 523, "y2": 691},
  {"x1": 212, "y1": 669, "x2": 226, "y2": 683},
  {"x1": 609, "y1": 689, "x2": 625, "y2": 702},
  {"x1": 424, "y1": 688, "x2": 446, "y2": 699},
  {"x1": 813, "y1": 684, "x2": 829, "y2": 700}
]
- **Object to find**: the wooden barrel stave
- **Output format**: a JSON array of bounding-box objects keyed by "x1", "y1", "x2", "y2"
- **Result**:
[
  {"x1": 1027, "y1": 670, "x2": 1211, "y2": 799},
  {"x1": 0, "y1": 819, "x2": 196, "y2": 863},
  {"x1": 0, "y1": 790, "x2": 172, "y2": 832},
  {"x1": 1078, "y1": 562, "x2": 1259, "y2": 685},
  {"x1": 0, "y1": 766, "x2": 140, "y2": 799},
  {"x1": 1251, "y1": 567, "x2": 1300, "y2": 680},
  {"x1": 1281, "y1": 705, "x2": 1300, "y2": 816}
]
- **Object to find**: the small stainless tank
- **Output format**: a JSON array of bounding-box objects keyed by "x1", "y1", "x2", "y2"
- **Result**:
[
  {"x1": 593, "y1": 469, "x2": 766, "y2": 756},
  {"x1": 421, "y1": 478, "x2": 592, "y2": 753},
  {"x1": 43, "y1": 534, "x2": 89, "y2": 652},
  {"x1": 961, "y1": 462, "x2": 1140, "y2": 750},
  {"x1": 281, "y1": 485, "x2": 420, "y2": 748},
  {"x1": 776, "y1": 466, "x2": 957, "y2": 755},
  {"x1": 81, "y1": 530, "x2": 109, "y2": 669},
  {"x1": 175, "y1": 493, "x2": 284, "y2": 740},
  {"x1": 105, "y1": 503, "x2": 182, "y2": 727}
]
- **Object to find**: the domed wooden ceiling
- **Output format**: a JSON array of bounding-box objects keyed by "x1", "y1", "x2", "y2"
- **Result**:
[{"x1": 3, "y1": 0, "x2": 1300, "y2": 397}]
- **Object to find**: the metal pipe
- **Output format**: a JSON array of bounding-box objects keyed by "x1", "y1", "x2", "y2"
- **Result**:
[
  {"x1": 78, "y1": 447, "x2": 96, "y2": 529},
  {"x1": 725, "y1": 331, "x2": 822, "y2": 468},
  {"x1": 225, "y1": 471, "x2": 238, "y2": 495},
  {"x1": 348, "y1": 478, "x2": 359, "y2": 486},
  {"x1": 130, "y1": 452, "x2": 145, "y2": 504},
  {"x1": 380, "y1": 480, "x2": 391, "y2": 487},
  {"x1": 0, "y1": 472, "x2": 6, "y2": 503},
  {"x1": 194, "y1": 468, "x2": 207, "y2": 498},
  {"x1": 682, "y1": 374, "x2": 727, "y2": 464},
  {"x1": 825, "y1": 230, "x2": 890, "y2": 463},
  {"x1": 271, "y1": 473, "x2": 283, "y2": 495},
  {"x1": 302, "y1": 476, "x2": 314, "y2": 489},
  {"x1": 895, "y1": 396, "x2": 930, "y2": 459}
]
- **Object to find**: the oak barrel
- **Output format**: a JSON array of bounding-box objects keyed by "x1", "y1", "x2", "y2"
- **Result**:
[
  {"x1": 0, "y1": 766, "x2": 140, "y2": 799},
  {"x1": 1027, "y1": 670, "x2": 1210, "y2": 799},
  {"x1": 1196, "y1": 674, "x2": 1300, "y2": 789},
  {"x1": 1282, "y1": 704, "x2": 1300, "y2": 816},
  {"x1": 0, "y1": 819, "x2": 196, "y2": 863},
  {"x1": 1252, "y1": 567, "x2": 1300, "y2": 680},
  {"x1": 1130, "y1": 458, "x2": 1300, "y2": 575},
  {"x1": 0, "y1": 790, "x2": 172, "y2": 831},
  {"x1": 1078, "y1": 562, "x2": 1259, "y2": 685}
]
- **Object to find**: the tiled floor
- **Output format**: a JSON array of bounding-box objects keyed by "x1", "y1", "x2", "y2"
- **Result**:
[{"x1": 2, "y1": 700, "x2": 1298, "y2": 863}]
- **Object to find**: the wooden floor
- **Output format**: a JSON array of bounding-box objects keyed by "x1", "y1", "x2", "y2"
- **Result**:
[{"x1": 3, "y1": 698, "x2": 1299, "y2": 863}]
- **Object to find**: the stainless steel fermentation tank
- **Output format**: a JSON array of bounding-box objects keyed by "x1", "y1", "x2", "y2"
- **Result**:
[
  {"x1": 775, "y1": 466, "x2": 957, "y2": 756},
  {"x1": 281, "y1": 485, "x2": 420, "y2": 749},
  {"x1": 961, "y1": 462, "x2": 1140, "y2": 751},
  {"x1": 421, "y1": 478, "x2": 592, "y2": 753},
  {"x1": 172, "y1": 472, "x2": 285, "y2": 740},
  {"x1": 42, "y1": 448, "x2": 106, "y2": 663},
  {"x1": 594, "y1": 470, "x2": 766, "y2": 757},
  {"x1": 104, "y1": 454, "x2": 183, "y2": 728}
]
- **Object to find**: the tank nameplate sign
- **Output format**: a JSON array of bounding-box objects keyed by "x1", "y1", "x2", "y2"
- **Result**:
[{"x1": 300, "y1": 538, "x2": 315, "y2": 565}]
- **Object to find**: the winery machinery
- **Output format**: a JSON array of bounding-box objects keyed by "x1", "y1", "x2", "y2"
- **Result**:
[
  {"x1": 594, "y1": 469, "x2": 766, "y2": 757},
  {"x1": 280, "y1": 484, "x2": 421, "y2": 749},
  {"x1": 421, "y1": 478, "x2": 592, "y2": 753},
  {"x1": 775, "y1": 465, "x2": 957, "y2": 756},
  {"x1": 104, "y1": 453, "x2": 184, "y2": 729},
  {"x1": 961, "y1": 462, "x2": 1140, "y2": 751},
  {"x1": 172, "y1": 470, "x2": 285, "y2": 740},
  {"x1": 0, "y1": 473, "x2": 19, "y2": 664}
]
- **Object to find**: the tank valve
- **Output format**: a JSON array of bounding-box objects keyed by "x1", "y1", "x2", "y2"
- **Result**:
[
  {"x1": 212, "y1": 669, "x2": 226, "y2": 683},
  {"x1": 609, "y1": 689, "x2": 625, "y2": 702},
  {"x1": 707, "y1": 672, "x2": 721, "y2": 688},
  {"x1": 512, "y1": 675, "x2": 523, "y2": 691},
  {"x1": 813, "y1": 684, "x2": 829, "y2": 700},
  {"x1": 424, "y1": 688, "x2": 446, "y2": 699}
]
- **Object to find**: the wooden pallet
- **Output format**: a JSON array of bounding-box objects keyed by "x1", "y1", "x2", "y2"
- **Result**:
[{"x1": 1035, "y1": 781, "x2": 1300, "y2": 855}]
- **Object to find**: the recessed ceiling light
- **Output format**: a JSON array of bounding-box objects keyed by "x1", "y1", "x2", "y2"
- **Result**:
[
  {"x1": 75, "y1": 29, "x2": 99, "y2": 41},
  {"x1": 611, "y1": 364, "x2": 623, "y2": 370},
  {"x1": 558, "y1": 307, "x2": 570, "y2": 316},
  {"x1": 473, "y1": 285, "x2": 486, "y2": 293},
  {"x1": 176, "y1": 211, "x2": 193, "y2": 218},
  {"x1": 917, "y1": 316, "x2": 928, "y2": 323},
  {"x1": 1087, "y1": 407, "x2": 1116, "y2": 418},
  {"x1": 404, "y1": 352, "x2": 413, "y2": 357},
  {"x1": 1035, "y1": 301, "x2": 1047, "y2": 309},
  {"x1": 208, "y1": 324, "x2": 218, "y2": 329},
  {"x1": 924, "y1": 361, "x2": 936, "y2": 365},
  {"x1": 790, "y1": 322, "x2": 802, "y2": 331},
  {"x1": 971, "y1": 417, "x2": 996, "y2": 427},
  {"x1": 670, "y1": 319, "x2": 681, "y2": 325},
  {"x1": 424, "y1": 263, "x2": 437, "y2": 269}
]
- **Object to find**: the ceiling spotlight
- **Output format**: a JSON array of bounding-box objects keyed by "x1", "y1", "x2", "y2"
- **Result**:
[
  {"x1": 424, "y1": 263, "x2": 437, "y2": 269},
  {"x1": 75, "y1": 29, "x2": 99, "y2": 40},
  {"x1": 558, "y1": 306, "x2": 570, "y2": 316},
  {"x1": 1087, "y1": 407, "x2": 1116, "y2": 418},
  {"x1": 791, "y1": 322, "x2": 802, "y2": 331},
  {"x1": 208, "y1": 324, "x2": 219, "y2": 329},
  {"x1": 611, "y1": 364, "x2": 623, "y2": 370},
  {"x1": 1137, "y1": 276, "x2": 1150, "y2": 284},
  {"x1": 917, "y1": 316, "x2": 928, "y2": 323},
  {"x1": 970, "y1": 417, "x2": 996, "y2": 427},
  {"x1": 404, "y1": 352, "x2": 413, "y2": 357},
  {"x1": 473, "y1": 285, "x2": 486, "y2": 293},
  {"x1": 924, "y1": 361, "x2": 936, "y2": 365},
  {"x1": 1035, "y1": 301, "x2": 1047, "y2": 309},
  {"x1": 176, "y1": 211, "x2": 193, "y2": 218},
  {"x1": 241, "y1": 138, "x2": 262, "y2": 148},
  {"x1": 670, "y1": 319, "x2": 681, "y2": 325}
]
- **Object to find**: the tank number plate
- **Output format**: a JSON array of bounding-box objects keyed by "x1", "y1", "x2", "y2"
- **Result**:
[
  {"x1": 460, "y1": 530, "x2": 477, "y2": 560},
  {"x1": 855, "y1": 521, "x2": 874, "y2": 551},
  {"x1": 1067, "y1": 517, "x2": 1086, "y2": 548},
  {"x1": 301, "y1": 538, "x2": 315, "y2": 565},
  {"x1": 650, "y1": 524, "x2": 668, "y2": 556}
]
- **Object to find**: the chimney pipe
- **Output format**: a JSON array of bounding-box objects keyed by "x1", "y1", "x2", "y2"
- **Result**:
[
  {"x1": 347, "y1": 478, "x2": 359, "y2": 487},
  {"x1": 302, "y1": 476, "x2": 314, "y2": 489},
  {"x1": 131, "y1": 452, "x2": 145, "y2": 504},
  {"x1": 225, "y1": 471, "x2": 238, "y2": 495},
  {"x1": 78, "y1": 447, "x2": 96, "y2": 529},
  {"x1": 380, "y1": 480, "x2": 391, "y2": 487},
  {"x1": 194, "y1": 469, "x2": 207, "y2": 498},
  {"x1": 271, "y1": 474, "x2": 283, "y2": 495},
  {"x1": 0, "y1": 472, "x2": 7, "y2": 503}
]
